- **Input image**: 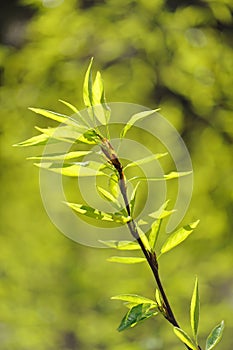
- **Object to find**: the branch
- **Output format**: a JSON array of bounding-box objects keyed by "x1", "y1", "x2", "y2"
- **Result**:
[{"x1": 100, "y1": 138, "x2": 200, "y2": 350}]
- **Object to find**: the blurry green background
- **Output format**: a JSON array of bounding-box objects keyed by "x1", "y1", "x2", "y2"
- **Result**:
[{"x1": 1, "y1": 0, "x2": 232, "y2": 349}]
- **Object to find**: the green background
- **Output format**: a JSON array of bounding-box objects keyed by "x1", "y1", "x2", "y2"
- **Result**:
[{"x1": 1, "y1": 0, "x2": 232, "y2": 349}]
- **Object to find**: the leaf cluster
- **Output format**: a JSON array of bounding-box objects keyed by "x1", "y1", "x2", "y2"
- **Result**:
[{"x1": 14, "y1": 59, "x2": 225, "y2": 350}]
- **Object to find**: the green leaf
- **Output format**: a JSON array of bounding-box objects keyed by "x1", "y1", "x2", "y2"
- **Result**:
[
  {"x1": 107, "y1": 256, "x2": 146, "y2": 264},
  {"x1": 59, "y1": 99, "x2": 79, "y2": 114},
  {"x1": 27, "y1": 150, "x2": 92, "y2": 161},
  {"x1": 97, "y1": 186, "x2": 122, "y2": 209},
  {"x1": 92, "y1": 69, "x2": 111, "y2": 122},
  {"x1": 148, "y1": 219, "x2": 161, "y2": 250},
  {"x1": 129, "y1": 182, "x2": 140, "y2": 216},
  {"x1": 120, "y1": 109, "x2": 160, "y2": 138},
  {"x1": 190, "y1": 277, "x2": 200, "y2": 342},
  {"x1": 128, "y1": 171, "x2": 192, "y2": 182},
  {"x1": 35, "y1": 126, "x2": 83, "y2": 143},
  {"x1": 81, "y1": 129, "x2": 102, "y2": 144},
  {"x1": 65, "y1": 202, "x2": 130, "y2": 224},
  {"x1": 205, "y1": 321, "x2": 224, "y2": 350},
  {"x1": 174, "y1": 327, "x2": 198, "y2": 350},
  {"x1": 125, "y1": 153, "x2": 167, "y2": 170},
  {"x1": 32, "y1": 126, "x2": 99, "y2": 145},
  {"x1": 164, "y1": 171, "x2": 192, "y2": 179},
  {"x1": 111, "y1": 294, "x2": 156, "y2": 305},
  {"x1": 83, "y1": 57, "x2": 94, "y2": 107},
  {"x1": 136, "y1": 225, "x2": 151, "y2": 252},
  {"x1": 99, "y1": 240, "x2": 140, "y2": 250},
  {"x1": 108, "y1": 172, "x2": 119, "y2": 199},
  {"x1": 155, "y1": 289, "x2": 163, "y2": 309},
  {"x1": 28, "y1": 107, "x2": 79, "y2": 127},
  {"x1": 13, "y1": 133, "x2": 51, "y2": 147},
  {"x1": 148, "y1": 201, "x2": 175, "y2": 220},
  {"x1": 146, "y1": 201, "x2": 174, "y2": 249},
  {"x1": 35, "y1": 161, "x2": 105, "y2": 177},
  {"x1": 118, "y1": 304, "x2": 158, "y2": 332},
  {"x1": 93, "y1": 71, "x2": 104, "y2": 105},
  {"x1": 160, "y1": 220, "x2": 200, "y2": 255}
]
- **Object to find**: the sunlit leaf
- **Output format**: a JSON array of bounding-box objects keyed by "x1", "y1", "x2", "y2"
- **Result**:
[
  {"x1": 173, "y1": 327, "x2": 198, "y2": 350},
  {"x1": 28, "y1": 107, "x2": 80, "y2": 127},
  {"x1": 81, "y1": 129, "x2": 102, "y2": 144},
  {"x1": 148, "y1": 219, "x2": 161, "y2": 250},
  {"x1": 111, "y1": 294, "x2": 156, "y2": 305},
  {"x1": 107, "y1": 256, "x2": 146, "y2": 264},
  {"x1": 83, "y1": 57, "x2": 94, "y2": 107},
  {"x1": 99, "y1": 240, "x2": 140, "y2": 250},
  {"x1": 136, "y1": 225, "x2": 151, "y2": 251},
  {"x1": 164, "y1": 171, "x2": 192, "y2": 179},
  {"x1": 109, "y1": 172, "x2": 119, "y2": 199},
  {"x1": 160, "y1": 220, "x2": 200, "y2": 255},
  {"x1": 125, "y1": 153, "x2": 167, "y2": 170},
  {"x1": 129, "y1": 182, "x2": 140, "y2": 216},
  {"x1": 190, "y1": 277, "x2": 200, "y2": 342},
  {"x1": 35, "y1": 126, "x2": 82, "y2": 143},
  {"x1": 117, "y1": 304, "x2": 158, "y2": 332},
  {"x1": 59, "y1": 99, "x2": 91, "y2": 127},
  {"x1": 120, "y1": 109, "x2": 160, "y2": 138},
  {"x1": 155, "y1": 289, "x2": 163, "y2": 309},
  {"x1": 137, "y1": 219, "x2": 148, "y2": 226},
  {"x1": 59, "y1": 99, "x2": 79, "y2": 114},
  {"x1": 65, "y1": 202, "x2": 130, "y2": 224},
  {"x1": 128, "y1": 171, "x2": 192, "y2": 182},
  {"x1": 205, "y1": 321, "x2": 224, "y2": 350},
  {"x1": 93, "y1": 71, "x2": 104, "y2": 105},
  {"x1": 148, "y1": 200, "x2": 175, "y2": 220},
  {"x1": 13, "y1": 133, "x2": 52, "y2": 147},
  {"x1": 27, "y1": 150, "x2": 92, "y2": 161},
  {"x1": 35, "y1": 161, "x2": 106, "y2": 177},
  {"x1": 97, "y1": 186, "x2": 122, "y2": 209}
]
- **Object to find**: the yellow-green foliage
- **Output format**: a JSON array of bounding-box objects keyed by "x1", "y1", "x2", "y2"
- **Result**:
[{"x1": 1, "y1": 0, "x2": 232, "y2": 349}]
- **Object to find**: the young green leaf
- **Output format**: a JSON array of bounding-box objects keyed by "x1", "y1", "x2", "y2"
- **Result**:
[
  {"x1": 205, "y1": 321, "x2": 224, "y2": 350},
  {"x1": 35, "y1": 161, "x2": 105, "y2": 177},
  {"x1": 27, "y1": 150, "x2": 92, "y2": 161},
  {"x1": 111, "y1": 294, "x2": 156, "y2": 305},
  {"x1": 80, "y1": 129, "x2": 102, "y2": 144},
  {"x1": 117, "y1": 304, "x2": 158, "y2": 332},
  {"x1": 148, "y1": 200, "x2": 173, "y2": 219},
  {"x1": 148, "y1": 219, "x2": 161, "y2": 250},
  {"x1": 155, "y1": 289, "x2": 163, "y2": 309},
  {"x1": 107, "y1": 256, "x2": 146, "y2": 264},
  {"x1": 83, "y1": 57, "x2": 94, "y2": 107},
  {"x1": 124, "y1": 153, "x2": 167, "y2": 170},
  {"x1": 146, "y1": 201, "x2": 174, "y2": 249},
  {"x1": 59, "y1": 99, "x2": 91, "y2": 127},
  {"x1": 160, "y1": 220, "x2": 200, "y2": 255},
  {"x1": 99, "y1": 240, "x2": 140, "y2": 250},
  {"x1": 93, "y1": 71, "x2": 104, "y2": 105},
  {"x1": 136, "y1": 225, "x2": 151, "y2": 252},
  {"x1": 108, "y1": 172, "x2": 119, "y2": 199},
  {"x1": 190, "y1": 277, "x2": 200, "y2": 342},
  {"x1": 173, "y1": 327, "x2": 199, "y2": 350},
  {"x1": 13, "y1": 133, "x2": 52, "y2": 147},
  {"x1": 35, "y1": 126, "x2": 83, "y2": 143},
  {"x1": 164, "y1": 171, "x2": 192, "y2": 179},
  {"x1": 97, "y1": 186, "x2": 122, "y2": 209},
  {"x1": 28, "y1": 107, "x2": 79, "y2": 127},
  {"x1": 129, "y1": 182, "x2": 140, "y2": 216},
  {"x1": 128, "y1": 171, "x2": 192, "y2": 183},
  {"x1": 59, "y1": 99, "x2": 79, "y2": 114},
  {"x1": 120, "y1": 109, "x2": 160, "y2": 138},
  {"x1": 65, "y1": 202, "x2": 130, "y2": 224}
]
